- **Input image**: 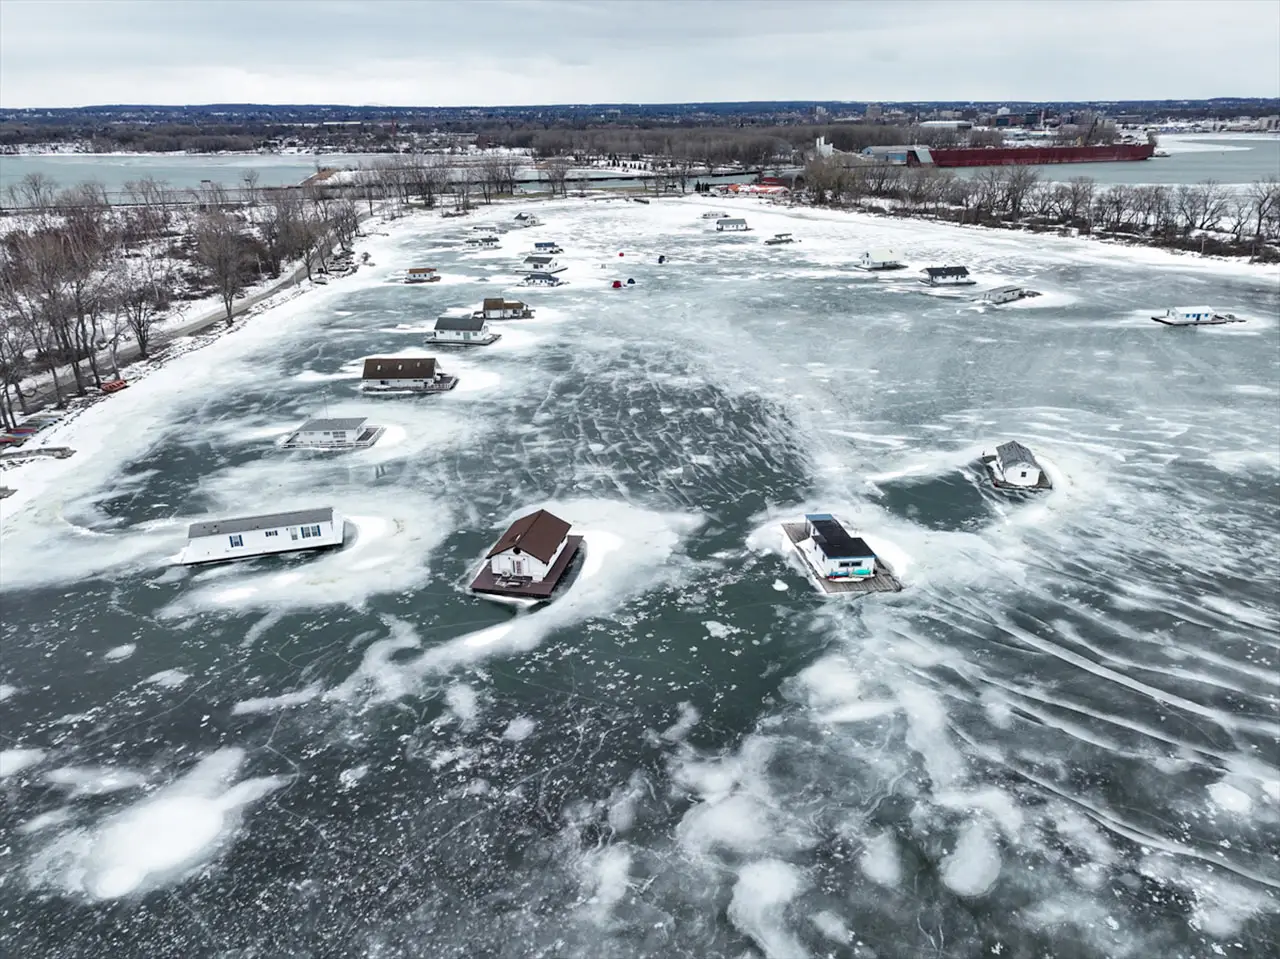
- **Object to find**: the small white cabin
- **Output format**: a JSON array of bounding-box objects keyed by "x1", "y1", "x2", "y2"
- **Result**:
[
  {"x1": 180, "y1": 506, "x2": 344, "y2": 565},
  {"x1": 798, "y1": 514, "x2": 877, "y2": 579},
  {"x1": 922, "y1": 265, "x2": 974, "y2": 286},
  {"x1": 513, "y1": 213, "x2": 542, "y2": 228},
  {"x1": 716, "y1": 217, "x2": 749, "y2": 232},
  {"x1": 479, "y1": 297, "x2": 534, "y2": 320},
  {"x1": 361, "y1": 356, "x2": 450, "y2": 391},
  {"x1": 859, "y1": 249, "x2": 904, "y2": 270},
  {"x1": 533, "y1": 241, "x2": 563, "y2": 254},
  {"x1": 701, "y1": 210, "x2": 728, "y2": 219},
  {"x1": 994, "y1": 441, "x2": 1042, "y2": 488},
  {"x1": 404, "y1": 268, "x2": 441, "y2": 284},
  {"x1": 486, "y1": 509, "x2": 572, "y2": 582},
  {"x1": 521, "y1": 254, "x2": 562, "y2": 273},
  {"x1": 982, "y1": 285, "x2": 1040, "y2": 305},
  {"x1": 522, "y1": 272, "x2": 564, "y2": 287},
  {"x1": 428, "y1": 313, "x2": 497, "y2": 344},
  {"x1": 283, "y1": 416, "x2": 381, "y2": 448}
]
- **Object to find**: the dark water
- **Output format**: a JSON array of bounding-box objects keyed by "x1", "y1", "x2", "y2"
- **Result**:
[{"x1": 2, "y1": 199, "x2": 1278, "y2": 959}]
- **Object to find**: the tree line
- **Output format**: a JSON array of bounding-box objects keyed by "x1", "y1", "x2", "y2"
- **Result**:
[{"x1": 802, "y1": 159, "x2": 1280, "y2": 260}]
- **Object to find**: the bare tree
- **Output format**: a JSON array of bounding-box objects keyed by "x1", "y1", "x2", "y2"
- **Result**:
[
  {"x1": 543, "y1": 156, "x2": 572, "y2": 197},
  {"x1": 242, "y1": 169, "x2": 261, "y2": 206},
  {"x1": 108, "y1": 246, "x2": 173, "y2": 360},
  {"x1": 330, "y1": 198, "x2": 360, "y2": 252},
  {"x1": 193, "y1": 210, "x2": 248, "y2": 325},
  {"x1": 1247, "y1": 177, "x2": 1280, "y2": 244}
]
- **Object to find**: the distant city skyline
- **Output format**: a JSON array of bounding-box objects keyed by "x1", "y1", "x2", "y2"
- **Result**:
[{"x1": 1, "y1": 0, "x2": 1277, "y2": 110}]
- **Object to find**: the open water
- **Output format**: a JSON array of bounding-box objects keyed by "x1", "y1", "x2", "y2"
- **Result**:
[{"x1": 1, "y1": 198, "x2": 1278, "y2": 959}]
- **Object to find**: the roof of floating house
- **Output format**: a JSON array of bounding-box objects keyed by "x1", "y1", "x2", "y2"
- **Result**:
[
  {"x1": 717, "y1": 217, "x2": 747, "y2": 226},
  {"x1": 864, "y1": 248, "x2": 901, "y2": 261},
  {"x1": 486, "y1": 509, "x2": 571, "y2": 564},
  {"x1": 805, "y1": 513, "x2": 875, "y2": 560},
  {"x1": 986, "y1": 285, "x2": 1025, "y2": 296},
  {"x1": 435, "y1": 314, "x2": 487, "y2": 332},
  {"x1": 188, "y1": 507, "x2": 334, "y2": 539},
  {"x1": 995, "y1": 441, "x2": 1038, "y2": 468},
  {"x1": 361, "y1": 357, "x2": 437, "y2": 380},
  {"x1": 924, "y1": 266, "x2": 969, "y2": 277},
  {"x1": 406, "y1": 267, "x2": 437, "y2": 274},
  {"x1": 297, "y1": 417, "x2": 367, "y2": 432},
  {"x1": 482, "y1": 297, "x2": 526, "y2": 310}
]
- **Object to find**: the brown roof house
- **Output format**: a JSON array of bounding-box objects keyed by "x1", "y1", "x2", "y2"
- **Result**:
[
  {"x1": 404, "y1": 267, "x2": 441, "y2": 284},
  {"x1": 469, "y1": 508, "x2": 584, "y2": 604},
  {"x1": 478, "y1": 297, "x2": 535, "y2": 320},
  {"x1": 360, "y1": 356, "x2": 458, "y2": 393}
]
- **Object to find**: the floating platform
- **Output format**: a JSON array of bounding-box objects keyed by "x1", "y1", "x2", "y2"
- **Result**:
[
  {"x1": 469, "y1": 535, "x2": 584, "y2": 603},
  {"x1": 361, "y1": 375, "x2": 458, "y2": 394},
  {"x1": 979, "y1": 455, "x2": 1053, "y2": 491},
  {"x1": 1151, "y1": 314, "x2": 1244, "y2": 327},
  {"x1": 781, "y1": 523, "x2": 903, "y2": 595}
]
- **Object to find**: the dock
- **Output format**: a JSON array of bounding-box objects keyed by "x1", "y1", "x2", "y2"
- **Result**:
[
  {"x1": 781, "y1": 522, "x2": 903, "y2": 595},
  {"x1": 979, "y1": 456, "x2": 1053, "y2": 491}
]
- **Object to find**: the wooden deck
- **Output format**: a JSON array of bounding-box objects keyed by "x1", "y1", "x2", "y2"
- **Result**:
[
  {"x1": 470, "y1": 536, "x2": 584, "y2": 601},
  {"x1": 979, "y1": 456, "x2": 1053, "y2": 491},
  {"x1": 781, "y1": 523, "x2": 903, "y2": 596}
]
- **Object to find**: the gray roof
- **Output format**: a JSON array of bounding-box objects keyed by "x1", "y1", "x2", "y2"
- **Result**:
[
  {"x1": 524, "y1": 254, "x2": 554, "y2": 264},
  {"x1": 925, "y1": 266, "x2": 969, "y2": 277},
  {"x1": 435, "y1": 314, "x2": 486, "y2": 332},
  {"x1": 297, "y1": 417, "x2": 366, "y2": 432},
  {"x1": 717, "y1": 217, "x2": 747, "y2": 225},
  {"x1": 996, "y1": 441, "x2": 1038, "y2": 469},
  {"x1": 188, "y1": 507, "x2": 334, "y2": 539}
]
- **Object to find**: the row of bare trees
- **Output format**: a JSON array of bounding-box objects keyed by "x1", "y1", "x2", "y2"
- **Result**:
[
  {"x1": 0, "y1": 172, "x2": 365, "y2": 428},
  {"x1": 803, "y1": 159, "x2": 1280, "y2": 257}
]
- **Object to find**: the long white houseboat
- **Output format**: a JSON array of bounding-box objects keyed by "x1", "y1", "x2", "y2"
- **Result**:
[
  {"x1": 279, "y1": 417, "x2": 385, "y2": 449},
  {"x1": 981, "y1": 285, "x2": 1041, "y2": 305},
  {"x1": 361, "y1": 356, "x2": 457, "y2": 393},
  {"x1": 179, "y1": 507, "x2": 345, "y2": 566},
  {"x1": 1151, "y1": 307, "x2": 1244, "y2": 326}
]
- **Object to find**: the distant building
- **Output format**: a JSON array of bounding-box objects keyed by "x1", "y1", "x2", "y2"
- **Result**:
[{"x1": 865, "y1": 103, "x2": 882, "y2": 121}]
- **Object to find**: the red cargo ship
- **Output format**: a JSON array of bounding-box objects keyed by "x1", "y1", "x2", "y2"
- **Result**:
[{"x1": 910, "y1": 142, "x2": 1155, "y2": 167}]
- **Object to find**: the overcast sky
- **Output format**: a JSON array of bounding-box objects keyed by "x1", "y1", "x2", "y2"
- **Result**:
[{"x1": 1, "y1": 0, "x2": 1276, "y2": 109}]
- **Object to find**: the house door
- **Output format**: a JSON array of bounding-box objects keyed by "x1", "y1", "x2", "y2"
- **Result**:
[{"x1": 511, "y1": 558, "x2": 526, "y2": 577}]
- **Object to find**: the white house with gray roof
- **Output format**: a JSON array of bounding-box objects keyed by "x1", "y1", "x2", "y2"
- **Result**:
[
  {"x1": 425, "y1": 312, "x2": 500, "y2": 346},
  {"x1": 280, "y1": 416, "x2": 385, "y2": 449},
  {"x1": 179, "y1": 507, "x2": 345, "y2": 565}
]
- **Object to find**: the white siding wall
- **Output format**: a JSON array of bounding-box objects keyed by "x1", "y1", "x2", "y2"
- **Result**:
[
  {"x1": 488, "y1": 537, "x2": 566, "y2": 582},
  {"x1": 1003, "y1": 463, "x2": 1042, "y2": 487},
  {"x1": 182, "y1": 518, "x2": 342, "y2": 565}
]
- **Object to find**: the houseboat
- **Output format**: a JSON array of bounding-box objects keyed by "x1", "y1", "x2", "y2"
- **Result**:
[
  {"x1": 179, "y1": 507, "x2": 345, "y2": 566},
  {"x1": 279, "y1": 416, "x2": 385, "y2": 449},
  {"x1": 471, "y1": 224, "x2": 500, "y2": 233},
  {"x1": 701, "y1": 210, "x2": 729, "y2": 219},
  {"x1": 715, "y1": 217, "x2": 750, "y2": 232},
  {"x1": 764, "y1": 233, "x2": 795, "y2": 245},
  {"x1": 533, "y1": 241, "x2": 563, "y2": 254},
  {"x1": 469, "y1": 508, "x2": 584, "y2": 607},
  {"x1": 478, "y1": 297, "x2": 535, "y2": 320},
  {"x1": 465, "y1": 235, "x2": 500, "y2": 249},
  {"x1": 404, "y1": 268, "x2": 441, "y2": 284},
  {"x1": 521, "y1": 272, "x2": 565, "y2": 287},
  {"x1": 361, "y1": 356, "x2": 458, "y2": 393},
  {"x1": 981, "y1": 286, "x2": 1041, "y2": 305},
  {"x1": 858, "y1": 250, "x2": 905, "y2": 271},
  {"x1": 1151, "y1": 307, "x2": 1244, "y2": 327},
  {"x1": 425, "y1": 313, "x2": 500, "y2": 346},
  {"x1": 980, "y1": 440, "x2": 1052, "y2": 491},
  {"x1": 922, "y1": 266, "x2": 975, "y2": 286},
  {"x1": 781, "y1": 513, "x2": 902, "y2": 596},
  {"x1": 521, "y1": 254, "x2": 564, "y2": 274},
  {"x1": 513, "y1": 213, "x2": 542, "y2": 228}
]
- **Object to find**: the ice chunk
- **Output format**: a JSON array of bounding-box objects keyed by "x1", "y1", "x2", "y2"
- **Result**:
[
  {"x1": 501, "y1": 717, "x2": 537, "y2": 741},
  {"x1": 859, "y1": 830, "x2": 902, "y2": 888},
  {"x1": 1, "y1": 748, "x2": 46, "y2": 779},
  {"x1": 727, "y1": 859, "x2": 810, "y2": 959},
  {"x1": 103, "y1": 644, "x2": 136, "y2": 661},
  {"x1": 940, "y1": 819, "x2": 1002, "y2": 897}
]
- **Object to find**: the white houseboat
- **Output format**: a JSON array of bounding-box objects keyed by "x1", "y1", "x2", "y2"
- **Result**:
[
  {"x1": 521, "y1": 272, "x2": 565, "y2": 287},
  {"x1": 280, "y1": 416, "x2": 385, "y2": 449},
  {"x1": 980, "y1": 440, "x2": 1052, "y2": 491},
  {"x1": 701, "y1": 210, "x2": 729, "y2": 219},
  {"x1": 716, "y1": 217, "x2": 750, "y2": 232},
  {"x1": 513, "y1": 213, "x2": 542, "y2": 228},
  {"x1": 764, "y1": 233, "x2": 795, "y2": 245},
  {"x1": 780, "y1": 513, "x2": 903, "y2": 596},
  {"x1": 478, "y1": 297, "x2": 535, "y2": 320},
  {"x1": 858, "y1": 249, "x2": 906, "y2": 271},
  {"x1": 521, "y1": 253, "x2": 564, "y2": 274},
  {"x1": 361, "y1": 356, "x2": 457, "y2": 393},
  {"x1": 469, "y1": 508, "x2": 584, "y2": 606},
  {"x1": 404, "y1": 267, "x2": 442, "y2": 284},
  {"x1": 465, "y1": 235, "x2": 500, "y2": 249},
  {"x1": 1151, "y1": 307, "x2": 1244, "y2": 326},
  {"x1": 426, "y1": 313, "x2": 501, "y2": 346},
  {"x1": 533, "y1": 241, "x2": 563, "y2": 254},
  {"x1": 179, "y1": 507, "x2": 345, "y2": 566},
  {"x1": 922, "y1": 265, "x2": 975, "y2": 286},
  {"x1": 981, "y1": 285, "x2": 1041, "y2": 305}
]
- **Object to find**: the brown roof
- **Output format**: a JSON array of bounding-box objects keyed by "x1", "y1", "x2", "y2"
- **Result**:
[
  {"x1": 486, "y1": 509, "x2": 571, "y2": 564},
  {"x1": 482, "y1": 297, "x2": 505, "y2": 310},
  {"x1": 362, "y1": 356, "x2": 437, "y2": 379},
  {"x1": 406, "y1": 267, "x2": 437, "y2": 274}
]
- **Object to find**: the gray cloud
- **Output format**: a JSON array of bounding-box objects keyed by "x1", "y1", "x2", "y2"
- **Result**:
[{"x1": 0, "y1": 0, "x2": 1275, "y2": 108}]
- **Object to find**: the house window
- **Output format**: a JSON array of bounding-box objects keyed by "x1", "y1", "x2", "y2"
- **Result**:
[
  {"x1": 1020, "y1": 470, "x2": 1028, "y2": 478},
  {"x1": 229, "y1": 534, "x2": 244, "y2": 547},
  {"x1": 309, "y1": 525, "x2": 322, "y2": 537},
  {"x1": 289, "y1": 527, "x2": 299, "y2": 540},
  {"x1": 301, "y1": 526, "x2": 312, "y2": 539},
  {"x1": 265, "y1": 530, "x2": 279, "y2": 538}
]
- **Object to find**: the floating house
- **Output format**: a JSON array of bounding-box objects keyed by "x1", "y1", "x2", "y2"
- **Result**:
[
  {"x1": 280, "y1": 416, "x2": 385, "y2": 449},
  {"x1": 361, "y1": 356, "x2": 457, "y2": 393},
  {"x1": 478, "y1": 297, "x2": 534, "y2": 320},
  {"x1": 716, "y1": 217, "x2": 750, "y2": 232},
  {"x1": 533, "y1": 241, "x2": 563, "y2": 254},
  {"x1": 764, "y1": 233, "x2": 795, "y2": 245},
  {"x1": 1151, "y1": 307, "x2": 1244, "y2": 326},
  {"x1": 980, "y1": 440, "x2": 1052, "y2": 491},
  {"x1": 858, "y1": 250, "x2": 905, "y2": 271},
  {"x1": 922, "y1": 266, "x2": 975, "y2": 286},
  {"x1": 469, "y1": 508, "x2": 584, "y2": 605},
  {"x1": 781, "y1": 514, "x2": 902, "y2": 596},
  {"x1": 981, "y1": 286, "x2": 1041, "y2": 305},
  {"x1": 513, "y1": 213, "x2": 542, "y2": 228},
  {"x1": 465, "y1": 235, "x2": 499, "y2": 249},
  {"x1": 404, "y1": 268, "x2": 441, "y2": 284},
  {"x1": 426, "y1": 313, "x2": 500, "y2": 346},
  {"x1": 179, "y1": 507, "x2": 344, "y2": 566},
  {"x1": 521, "y1": 254, "x2": 563, "y2": 274},
  {"x1": 521, "y1": 272, "x2": 565, "y2": 287},
  {"x1": 701, "y1": 210, "x2": 729, "y2": 219}
]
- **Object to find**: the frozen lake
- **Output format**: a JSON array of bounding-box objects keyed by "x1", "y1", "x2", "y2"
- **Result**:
[{"x1": 2, "y1": 198, "x2": 1278, "y2": 959}]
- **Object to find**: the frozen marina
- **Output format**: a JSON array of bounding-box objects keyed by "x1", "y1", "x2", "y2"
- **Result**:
[{"x1": 1, "y1": 196, "x2": 1278, "y2": 959}]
